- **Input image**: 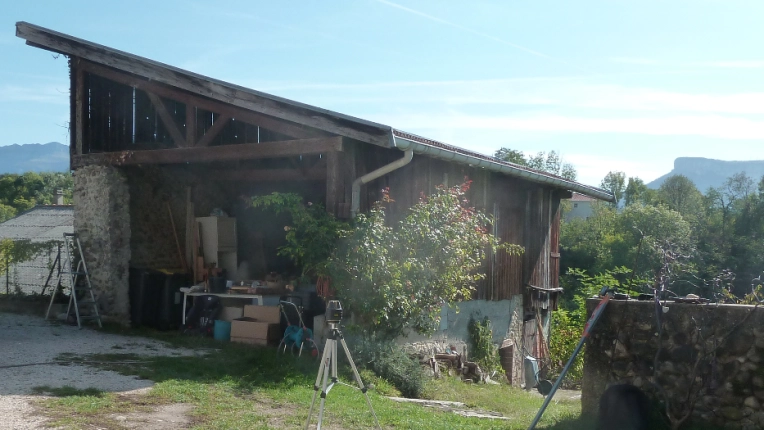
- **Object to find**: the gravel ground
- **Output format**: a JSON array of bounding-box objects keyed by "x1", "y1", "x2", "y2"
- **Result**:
[{"x1": 0, "y1": 312, "x2": 200, "y2": 429}]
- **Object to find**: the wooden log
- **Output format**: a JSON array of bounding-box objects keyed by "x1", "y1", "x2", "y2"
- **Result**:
[{"x1": 71, "y1": 136, "x2": 343, "y2": 168}]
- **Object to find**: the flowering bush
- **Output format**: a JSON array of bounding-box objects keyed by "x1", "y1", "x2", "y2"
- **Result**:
[
  {"x1": 251, "y1": 182, "x2": 523, "y2": 340},
  {"x1": 330, "y1": 182, "x2": 523, "y2": 339}
]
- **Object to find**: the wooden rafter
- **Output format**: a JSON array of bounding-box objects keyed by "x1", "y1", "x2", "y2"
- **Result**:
[
  {"x1": 71, "y1": 136, "x2": 344, "y2": 168},
  {"x1": 146, "y1": 92, "x2": 188, "y2": 147},
  {"x1": 195, "y1": 114, "x2": 231, "y2": 147},
  {"x1": 16, "y1": 22, "x2": 391, "y2": 147},
  {"x1": 211, "y1": 164, "x2": 326, "y2": 182},
  {"x1": 76, "y1": 60, "x2": 326, "y2": 141}
]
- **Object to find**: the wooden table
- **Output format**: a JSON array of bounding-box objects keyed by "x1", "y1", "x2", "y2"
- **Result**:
[{"x1": 181, "y1": 291, "x2": 264, "y2": 325}]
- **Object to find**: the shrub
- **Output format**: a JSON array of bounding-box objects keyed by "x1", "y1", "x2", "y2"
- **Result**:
[
  {"x1": 331, "y1": 183, "x2": 523, "y2": 340},
  {"x1": 349, "y1": 335, "x2": 427, "y2": 398},
  {"x1": 467, "y1": 316, "x2": 502, "y2": 374}
]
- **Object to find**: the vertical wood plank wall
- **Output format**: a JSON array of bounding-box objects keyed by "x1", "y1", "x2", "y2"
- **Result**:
[{"x1": 358, "y1": 145, "x2": 563, "y2": 304}]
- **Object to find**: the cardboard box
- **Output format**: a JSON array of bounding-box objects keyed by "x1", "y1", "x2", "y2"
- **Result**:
[
  {"x1": 230, "y1": 317, "x2": 280, "y2": 345},
  {"x1": 231, "y1": 337, "x2": 268, "y2": 346},
  {"x1": 218, "y1": 306, "x2": 243, "y2": 322},
  {"x1": 243, "y1": 305, "x2": 281, "y2": 323}
]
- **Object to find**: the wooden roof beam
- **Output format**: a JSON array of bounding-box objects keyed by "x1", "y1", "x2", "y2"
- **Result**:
[
  {"x1": 211, "y1": 164, "x2": 326, "y2": 182},
  {"x1": 75, "y1": 59, "x2": 326, "y2": 140},
  {"x1": 195, "y1": 115, "x2": 230, "y2": 147},
  {"x1": 71, "y1": 136, "x2": 343, "y2": 168},
  {"x1": 146, "y1": 92, "x2": 188, "y2": 147}
]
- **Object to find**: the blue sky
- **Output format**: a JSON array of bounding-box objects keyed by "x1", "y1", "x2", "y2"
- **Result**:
[{"x1": 2, "y1": 1, "x2": 764, "y2": 186}]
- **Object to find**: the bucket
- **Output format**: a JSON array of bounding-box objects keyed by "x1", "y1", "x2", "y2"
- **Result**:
[{"x1": 213, "y1": 320, "x2": 231, "y2": 341}]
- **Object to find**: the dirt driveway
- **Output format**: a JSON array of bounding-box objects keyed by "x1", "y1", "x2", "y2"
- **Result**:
[{"x1": 0, "y1": 311, "x2": 200, "y2": 429}]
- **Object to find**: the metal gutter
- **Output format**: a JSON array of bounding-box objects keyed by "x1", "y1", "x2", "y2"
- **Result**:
[
  {"x1": 351, "y1": 131, "x2": 414, "y2": 217},
  {"x1": 391, "y1": 131, "x2": 616, "y2": 202}
]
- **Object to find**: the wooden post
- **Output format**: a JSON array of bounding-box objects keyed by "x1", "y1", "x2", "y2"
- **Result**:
[
  {"x1": 326, "y1": 152, "x2": 340, "y2": 216},
  {"x1": 74, "y1": 60, "x2": 84, "y2": 157}
]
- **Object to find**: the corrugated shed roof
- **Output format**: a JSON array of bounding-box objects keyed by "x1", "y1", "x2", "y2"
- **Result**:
[{"x1": 0, "y1": 205, "x2": 73, "y2": 242}]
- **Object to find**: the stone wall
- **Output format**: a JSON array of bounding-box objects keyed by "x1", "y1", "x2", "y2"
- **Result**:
[
  {"x1": 126, "y1": 166, "x2": 230, "y2": 270},
  {"x1": 582, "y1": 299, "x2": 764, "y2": 429},
  {"x1": 73, "y1": 165, "x2": 131, "y2": 323},
  {"x1": 399, "y1": 295, "x2": 526, "y2": 385}
]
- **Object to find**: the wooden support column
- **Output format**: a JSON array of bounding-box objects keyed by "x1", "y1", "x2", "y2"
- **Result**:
[
  {"x1": 74, "y1": 60, "x2": 84, "y2": 157},
  {"x1": 326, "y1": 152, "x2": 340, "y2": 215}
]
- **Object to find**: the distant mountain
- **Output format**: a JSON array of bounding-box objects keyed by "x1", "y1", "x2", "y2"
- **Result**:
[
  {"x1": 648, "y1": 157, "x2": 764, "y2": 191},
  {"x1": 0, "y1": 142, "x2": 69, "y2": 174}
]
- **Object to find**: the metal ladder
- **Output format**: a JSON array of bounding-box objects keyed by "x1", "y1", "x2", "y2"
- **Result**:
[{"x1": 45, "y1": 233, "x2": 102, "y2": 329}]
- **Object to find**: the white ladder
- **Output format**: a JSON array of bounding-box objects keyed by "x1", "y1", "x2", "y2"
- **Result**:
[{"x1": 45, "y1": 233, "x2": 102, "y2": 328}]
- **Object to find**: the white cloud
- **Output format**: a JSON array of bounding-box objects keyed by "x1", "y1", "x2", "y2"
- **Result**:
[
  {"x1": 241, "y1": 77, "x2": 764, "y2": 116},
  {"x1": 380, "y1": 112, "x2": 764, "y2": 140},
  {"x1": 609, "y1": 57, "x2": 764, "y2": 69}
]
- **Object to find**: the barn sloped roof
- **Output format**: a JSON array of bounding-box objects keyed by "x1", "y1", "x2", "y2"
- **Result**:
[{"x1": 15, "y1": 22, "x2": 614, "y2": 202}]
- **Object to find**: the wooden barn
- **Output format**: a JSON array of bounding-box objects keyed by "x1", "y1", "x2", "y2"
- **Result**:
[{"x1": 17, "y1": 22, "x2": 613, "y2": 385}]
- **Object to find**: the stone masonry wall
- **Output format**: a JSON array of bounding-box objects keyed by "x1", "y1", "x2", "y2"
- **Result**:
[
  {"x1": 126, "y1": 166, "x2": 230, "y2": 270},
  {"x1": 582, "y1": 299, "x2": 764, "y2": 429},
  {"x1": 73, "y1": 165, "x2": 131, "y2": 323}
]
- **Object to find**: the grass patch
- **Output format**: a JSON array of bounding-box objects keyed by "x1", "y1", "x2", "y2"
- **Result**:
[
  {"x1": 40, "y1": 330, "x2": 582, "y2": 429},
  {"x1": 32, "y1": 385, "x2": 105, "y2": 397},
  {"x1": 33, "y1": 385, "x2": 160, "y2": 430}
]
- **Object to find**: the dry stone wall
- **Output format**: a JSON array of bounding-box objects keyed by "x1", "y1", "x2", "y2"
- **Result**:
[
  {"x1": 126, "y1": 165, "x2": 231, "y2": 270},
  {"x1": 582, "y1": 299, "x2": 764, "y2": 430},
  {"x1": 73, "y1": 165, "x2": 130, "y2": 323}
]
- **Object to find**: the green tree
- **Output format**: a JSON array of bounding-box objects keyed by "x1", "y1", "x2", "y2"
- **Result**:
[
  {"x1": 624, "y1": 177, "x2": 656, "y2": 206},
  {"x1": 494, "y1": 148, "x2": 526, "y2": 165},
  {"x1": 658, "y1": 175, "x2": 703, "y2": 222},
  {"x1": 599, "y1": 171, "x2": 626, "y2": 205},
  {"x1": 494, "y1": 148, "x2": 577, "y2": 181}
]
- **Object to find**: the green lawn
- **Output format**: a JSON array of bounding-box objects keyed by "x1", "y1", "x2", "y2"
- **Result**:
[{"x1": 35, "y1": 327, "x2": 588, "y2": 430}]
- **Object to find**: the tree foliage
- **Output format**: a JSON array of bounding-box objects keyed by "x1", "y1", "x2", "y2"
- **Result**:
[
  {"x1": 494, "y1": 148, "x2": 577, "y2": 181},
  {"x1": 0, "y1": 172, "x2": 73, "y2": 222},
  {"x1": 600, "y1": 171, "x2": 626, "y2": 205},
  {"x1": 250, "y1": 182, "x2": 523, "y2": 340},
  {"x1": 330, "y1": 182, "x2": 523, "y2": 339}
]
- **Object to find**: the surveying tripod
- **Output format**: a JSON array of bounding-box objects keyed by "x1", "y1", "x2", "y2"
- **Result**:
[{"x1": 305, "y1": 321, "x2": 381, "y2": 430}]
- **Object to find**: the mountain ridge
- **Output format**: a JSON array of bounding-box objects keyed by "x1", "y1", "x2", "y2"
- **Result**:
[
  {"x1": 648, "y1": 157, "x2": 764, "y2": 191},
  {"x1": 0, "y1": 142, "x2": 69, "y2": 173}
]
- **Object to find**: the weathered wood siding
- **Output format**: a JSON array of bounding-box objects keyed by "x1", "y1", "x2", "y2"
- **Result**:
[{"x1": 357, "y1": 146, "x2": 563, "y2": 303}]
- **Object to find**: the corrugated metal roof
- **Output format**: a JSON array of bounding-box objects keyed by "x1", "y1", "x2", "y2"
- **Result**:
[{"x1": 0, "y1": 205, "x2": 73, "y2": 242}]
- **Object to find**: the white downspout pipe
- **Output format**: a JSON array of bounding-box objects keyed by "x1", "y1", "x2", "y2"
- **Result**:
[{"x1": 351, "y1": 130, "x2": 413, "y2": 217}]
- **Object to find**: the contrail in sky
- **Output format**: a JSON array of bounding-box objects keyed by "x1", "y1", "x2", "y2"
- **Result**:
[
  {"x1": 373, "y1": 0, "x2": 585, "y2": 71},
  {"x1": 373, "y1": 0, "x2": 552, "y2": 59}
]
